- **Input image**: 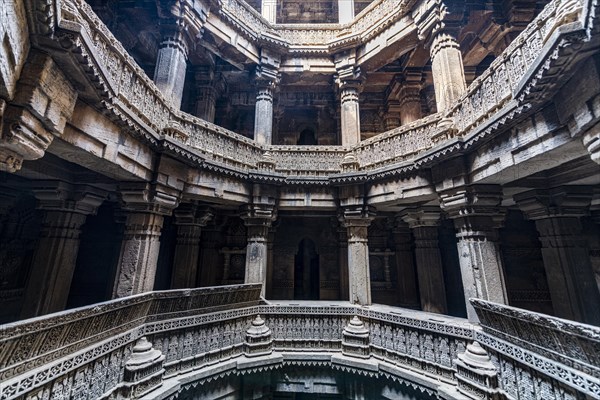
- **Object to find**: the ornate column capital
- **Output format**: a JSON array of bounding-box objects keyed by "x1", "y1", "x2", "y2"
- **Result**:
[
  {"x1": 174, "y1": 203, "x2": 214, "y2": 226},
  {"x1": 119, "y1": 182, "x2": 180, "y2": 216},
  {"x1": 400, "y1": 206, "x2": 441, "y2": 228},
  {"x1": 514, "y1": 186, "x2": 593, "y2": 220},
  {"x1": 411, "y1": 0, "x2": 448, "y2": 45},
  {"x1": 31, "y1": 181, "x2": 107, "y2": 215}
]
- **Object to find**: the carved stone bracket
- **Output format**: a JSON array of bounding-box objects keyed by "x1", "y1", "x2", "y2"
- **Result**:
[{"x1": 0, "y1": 51, "x2": 76, "y2": 172}]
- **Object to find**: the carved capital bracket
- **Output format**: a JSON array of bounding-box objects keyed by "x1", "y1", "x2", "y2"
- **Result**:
[
  {"x1": 583, "y1": 124, "x2": 600, "y2": 165},
  {"x1": 255, "y1": 49, "x2": 281, "y2": 91},
  {"x1": 174, "y1": 203, "x2": 214, "y2": 226},
  {"x1": 440, "y1": 185, "x2": 505, "y2": 237},
  {"x1": 31, "y1": 181, "x2": 108, "y2": 216},
  {"x1": 400, "y1": 206, "x2": 441, "y2": 228},
  {"x1": 514, "y1": 186, "x2": 593, "y2": 220},
  {"x1": 411, "y1": 0, "x2": 448, "y2": 45},
  {"x1": 0, "y1": 51, "x2": 77, "y2": 173},
  {"x1": 119, "y1": 182, "x2": 181, "y2": 216}
]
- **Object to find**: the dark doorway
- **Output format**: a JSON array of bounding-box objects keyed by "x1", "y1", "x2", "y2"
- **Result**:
[
  {"x1": 294, "y1": 238, "x2": 320, "y2": 300},
  {"x1": 297, "y1": 128, "x2": 317, "y2": 145}
]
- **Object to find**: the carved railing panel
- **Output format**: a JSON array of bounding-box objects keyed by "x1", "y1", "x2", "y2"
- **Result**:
[
  {"x1": 472, "y1": 299, "x2": 600, "y2": 399},
  {"x1": 0, "y1": 284, "x2": 262, "y2": 396}
]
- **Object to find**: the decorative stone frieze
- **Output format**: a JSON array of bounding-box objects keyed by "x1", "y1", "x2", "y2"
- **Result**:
[
  {"x1": 21, "y1": 181, "x2": 106, "y2": 318},
  {"x1": 0, "y1": 51, "x2": 76, "y2": 172},
  {"x1": 121, "y1": 337, "x2": 166, "y2": 399},
  {"x1": 455, "y1": 341, "x2": 501, "y2": 400},
  {"x1": 400, "y1": 207, "x2": 448, "y2": 314},
  {"x1": 440, "y1": 185, "x2": 508, "y2": 322},
  {"x1": 514, "y1": 186, "x2": 600, "y2": 325},
  {"x1": 342, "y1": 316, "x2": 370, "y2": 359},
  {"x1": 244, "y1": 315, "x2": 274, "y2": 357},
  {"x1": 171, "y1": 203, "x2": 214, "y2": 289}
]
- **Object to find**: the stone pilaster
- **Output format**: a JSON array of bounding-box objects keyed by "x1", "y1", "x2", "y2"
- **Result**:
[
  {"x1": 1, "y1": 51, "x2": 76, "y2": 173},
  {"x1": 383, "y1": 101, "x2": 402, "y2": 130},
  {"x1": 338, "y1": 0, "x2": 355, "y2": 24},
  {"x1": 392, "y1": 220, "x2": 419, "y2": 308},
  {"x1": 340, "y1": 206, "x2": 375, "y2": 305},
  {"x1": 441, "y1": 185, "x2": 508, "y2": 322},
  {"x1": 254, "y1": 50, "x2": 280, "y2": 145},
  {"x1": 336, "y1": 52, "x2": 363, "y2": 146},
  {"x1": 171, "y1": 204, "x2": 213, "y2": 289},
  {"x1": 113, "y1": 183, "x2": 179, "y2": 298},
  {"x1": 401, "y1": 207, "x2": 448, "y2": 314},
  {"x1": 242, "y1": 185, "x2": 278, "y2": 297},
  {"x1": 515, "y1": 187, "x2": 600, "y2": 325},
  {"x1": 21, "y1": 182, "x2": 106, "y2": 318},
  {"x1": 398, "y1": 72, "x2": 423, "y2": 125},
  {"x1": 153, "y1": 7, "x2": 192, "y2": 110},
  {"x1": 194, "y1": 65, "x2": 220, "y2": 123}
]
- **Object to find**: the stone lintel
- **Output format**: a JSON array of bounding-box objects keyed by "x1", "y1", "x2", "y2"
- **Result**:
[{"x1": 514, "y1": 186, "x2": 594, "y2": 220}]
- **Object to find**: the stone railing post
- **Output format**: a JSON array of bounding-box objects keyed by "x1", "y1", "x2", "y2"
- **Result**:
[
  {"x1": 254, "y1": 50, "x2": 280, "y2": 145},
  {"x1": 340, "y1": 203, "x2": 375, "y2": 305},
  {"x1": 113, "y1": 183, "x2": 179, "y2": 298},
  {"x1": 336, "y1": 51, "x2": 363, "y2": 146},
  {"x1": 120, "y1": 337, "x2": 165, "y2": 399},
  {"x1": 515, "y1": 186, "x2": 600, "y2": 325},
  {"x1": 401, "y1": 207, "x2": 448, "y2": 314},
  {"x1": 21, "y1": 182, "x2": 106, "y2": 318},
  {"x1": 171, "y1": 203, "x2": 213, "y2": 289},
  {"x1": 441, "y1": 185, "x2": 508, "y2": 322}
]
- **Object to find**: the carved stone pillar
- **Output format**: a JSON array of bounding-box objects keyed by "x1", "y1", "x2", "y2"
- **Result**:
[
  {"x1": 171, "y1": 204, "x2": 213, "y2": 289},
  {"x1": 341, "y1": 206, "x2": 375, "y2": 305},
  {"x1": 338, "y1": 0, "x2": 355, "y2": 24},
  {"x1": 0, "y1": 51, "x2": 76, "y2": 173},
  {"x1": 113, "y1": 184, "x2": 179, "y2": 298},
  {"x1": 392, "y1": 220, "x2": 419, "y2": 308},
  {"x1": 515, "y1": 187, "x2": 600, "y2": 325},
  {"x1": 194, "y1": 65, "x2": 219, "y2": 123},
  {"x1": 430, "y1": 32, "x2": 467, "y2": 111},
  {"x1": 383, "y1": 101, "x2": 402, "y2": 130},
  {"x1": 242, "y1": 186, "x2": 277, "y2": 297},
  {"x1": 398, "y1": 74, "x2": 423, "y2": 125},
  {"x1": 338, "y1": 225, "x2": 350, "y2": 301},
  {"x1": 441, "y1": 185, "x2": 508, "y2": 322},
  {"x1": 154, "y1": 20, "x2": 189, "y2": 110},
  {"x1": 21, "y1": 182, "x2": 106, "y2": 318},
  {"x1": 401, "y1": 208, "x2": 448, "y2": 314},
  {"x1": 336, "y1": 52, "x2": 362, "y2": 146},
  {"x1": 413, "y1": 1, "x2": 466, "y2": 111},
  {"x1": 254, "y1": 51, "x2": 280, "y2": 145}
]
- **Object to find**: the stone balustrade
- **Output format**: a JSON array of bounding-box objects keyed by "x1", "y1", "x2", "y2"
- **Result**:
[
  {"x1": 54, "y1": 0, "x2": 595, "y2": 180},
  {"x1": 1, "y1": 292, "x2": 597, "y2": 399}
]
